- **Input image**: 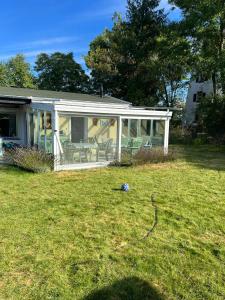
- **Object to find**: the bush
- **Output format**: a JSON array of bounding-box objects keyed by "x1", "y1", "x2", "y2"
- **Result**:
[
  {"x1": 110, "y1": 152, "x2": 134, "y2": 167},
  {"x1": 5, "y1": 147, "x2": 54, "y2": 173},
  {"x1": 170, "y1": 126, "x2": 193, "y2": 145},
  {"x1": 133, "y1": 148, "x2": 176, "y2": 165},
  {"x1": 110, "y1": 148, "x2": 176, "y2": 167},
  {"x1": 197, "y1": 95, "x2": 225, "y2": 142}
]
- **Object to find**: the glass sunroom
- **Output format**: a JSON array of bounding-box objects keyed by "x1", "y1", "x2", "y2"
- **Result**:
[{"x1": 0, "y1": 87, "x2": 172, "y2": 171}]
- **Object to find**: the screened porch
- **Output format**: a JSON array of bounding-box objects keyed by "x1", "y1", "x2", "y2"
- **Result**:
[{"x1": 28, "y1": 108, "x2": 170, "y2": 170}]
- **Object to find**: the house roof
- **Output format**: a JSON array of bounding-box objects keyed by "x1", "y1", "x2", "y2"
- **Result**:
[{"x1": 0, "y1": 86, "x2": 130, "y2": 105}]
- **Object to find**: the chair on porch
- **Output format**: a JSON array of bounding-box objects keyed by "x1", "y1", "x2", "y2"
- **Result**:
[
  {"x1": 128, "y1": 137, "x2": 143, "y2": 155},
  {"x1": 62, "y1": 141, "x2": 90, "y2": 164},
  {"x1": 96, "y1": 139, "x2": 114, "y2": 161},
  {"x1": 121, "y1": 137, "x2": 130, "y2": 149},
  {"x1": 142, "y1": 136, "x2": 153, "y2": 149}
]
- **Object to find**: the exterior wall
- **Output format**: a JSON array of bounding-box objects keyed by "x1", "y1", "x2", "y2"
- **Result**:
[
  {"x1": 59, "y1": 115, "x2": 71, "y2": 139},
  {"x1": 58, "y1": 115, "x2": 117, "y2": 143},
  {"x1": 185, "y1": 80, "x2": 214, "y2": 125},
  {"x1": 87, "y1": 118, "x2": 117, "y2": 142}
]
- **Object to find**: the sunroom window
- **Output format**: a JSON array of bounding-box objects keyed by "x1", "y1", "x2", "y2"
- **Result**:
[
  {"x1": 58, "y1": 115, "x2": 118, "y2": 165},
  {"x1": 0, "y1": 114, "x2": 17, "y2": 138}
]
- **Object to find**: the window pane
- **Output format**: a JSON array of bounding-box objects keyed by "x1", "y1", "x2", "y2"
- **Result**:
[
  {"x1": 39, "y1": 111, "x2": 53, "y2": 153},
  {"x1": 59, "y1": 115, "x2": 118, "y2": 165},
  {"x1": 130, "y1": 119, "x2": 138, "y2": 138},
  {"x1": 121, "y1": 119, "x2": 165, "y2": 157},
  {"x1": 152, "y1": 120, "x2": 165, "y2": 146},
  {"x1": 0, "y1": 114, "x2": 17, "y2": 138}
]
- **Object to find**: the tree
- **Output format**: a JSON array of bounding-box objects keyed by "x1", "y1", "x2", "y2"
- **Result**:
[
  {"x1": 85, "y1": 0, "x2": 167, "y2": 106},
  {"x1": 169, "y1": 0, "x2": 225, "y2": 95},
  {"x1": 0, "y1": 63, "x2": 9, "y2": 86},
  {"x1": 155, "y1": 22, "x2": 191, "y2": 107},
  {"x1": 86, "y1": 0, "x2": 189, "y2": 107},
  {"x1": 0, "y1": 54, "x2": 35, "y2": 88},
  {"x1": 35, "y1": 52, "x2": 89, "y2": 92},
  {"x1": 197, "y1": 95, "x2": 225, "y2": 141}
]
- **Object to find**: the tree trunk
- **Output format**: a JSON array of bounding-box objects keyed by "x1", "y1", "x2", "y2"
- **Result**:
[{"x1": 212, "y1": 72, "x2": 217, "y2": 96}]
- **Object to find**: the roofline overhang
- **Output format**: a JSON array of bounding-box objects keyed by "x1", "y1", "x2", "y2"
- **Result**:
[
  {"x1": 31, "y1": 97, "x2": 131, "y2": 109},
  {"x1": 0, "y1": 95, "x2": 31, "y2": 105},
  {"x1": 52, "y1": 104, "x2": 173, "y2": 119}
]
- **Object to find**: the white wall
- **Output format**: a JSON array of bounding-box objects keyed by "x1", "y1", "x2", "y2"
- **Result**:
[{"x1": 185, "y1": 80, "x2": 214, "y2": 125}]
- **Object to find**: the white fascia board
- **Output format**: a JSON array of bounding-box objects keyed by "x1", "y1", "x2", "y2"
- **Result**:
[
  {"x1": 30, "y1": 102, "x2": 55, "y2": 112},
  {"x1": 54, "y1": 104, "x2": 172, "y2": 119},
  {"x1": 31, "y1": 97, "x2": 130, "y2": 109},
  {"x1": 30, "y1": 97, "x2": 172, "y2": 118}
]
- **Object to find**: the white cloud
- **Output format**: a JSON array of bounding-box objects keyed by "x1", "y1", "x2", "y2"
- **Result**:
[
  {"x1": 0, "y1": 36, "x2": 78, "y2": 53},
  {"x1": 0, "y1": 50, "x2": 55, "y2": 61},
  {"x1": 0, "y1": 47, "x2": 88, "y2": 63},
  {"x1": 25, "y1": 36, "x2": 78, "y2": 47},
  {"x1": 0, "y1": 35, "x2": 89, "y2": 62}
]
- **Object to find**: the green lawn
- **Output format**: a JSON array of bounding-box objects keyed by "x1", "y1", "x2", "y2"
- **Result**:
[{"x1": 0, "y1": 146, "x2": 225, "y2": 300}]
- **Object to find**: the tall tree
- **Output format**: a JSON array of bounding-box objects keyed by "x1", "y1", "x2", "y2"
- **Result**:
[
  {"x1": 35, "y1": 52, "x2": 89, "y2": 92},
  {"x1": 86, "y1": 0, "x2": 189, "y2": 107},
  {"x1": 155, "y1": 22, "x2": 191, "y2": 107},
  {"x1": 0, "y1": 55, "x2": 35, "y2": 88},
  {"x1": 169, "y1": 0, "x2": 225, "y2": 95},
  {"x1": 85, "y1": 0, "x2": 167, "y2": 106}
]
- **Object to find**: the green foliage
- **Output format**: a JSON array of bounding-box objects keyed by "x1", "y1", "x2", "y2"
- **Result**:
[
  {"x1": 156, "y1": 23, "x2": 191, "y2": 106},
  {"x1": 85, "y1": 1, "x2": 190, "y2": 107},
  {"x1": 0, "y1": 54, "x2": 35, "y2": 88},
  {"x1": 169, "y1": 0, "x2": 225, "y2": 94},
  {"x1": 170, "y1": 126, "x2": 193, "y2": 145},
  {"x1": 197, "y1": 95, "x2": 225, "y2": 142},
  {"x1": 86, "y1": 1, "x2": 166, "y2": 106},
  {"x1": 0, "y1": 63, "x2": 9, "y2": 86},
  {"x1": 5, "y1": 147, "x2": 54, "y2": 173},
  {"x1": 35, "y1": 52, "x2": 89, "y2": 92},
  {"x1": 0, "y1": 146, "x2": 224, "y2": 299}
]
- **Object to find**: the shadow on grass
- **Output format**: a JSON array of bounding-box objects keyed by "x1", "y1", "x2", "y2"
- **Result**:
[
  {"x1": 175, "y1": 145, "x2": 225, "y2": 171},
  {"x1": 83, "y1": 276, "x2": 165, "y2": 300},
  {"x1": 112, "y1": 188, "x2": 123, "y2": 192}
]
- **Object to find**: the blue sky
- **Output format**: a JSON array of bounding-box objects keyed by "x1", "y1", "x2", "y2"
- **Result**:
[{"x1": 0, "y1": 0, "x2": 181, "y2": 71}]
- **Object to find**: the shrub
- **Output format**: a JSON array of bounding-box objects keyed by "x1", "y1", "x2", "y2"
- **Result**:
[
  {"x1": 110, "y1": 148, "x2": 176, "y2": 167},
  {"x1": 133, "y1": 148, "x2": 176, "y2": 165},
  {"x1": 110, "y1": 152, "x2": 134, "y2": 167},
  {"x1": 170, "y1": 126, "x2": 193, "y2": 145},
  {"x1": 5, "y1": 147, "x2": 54, "y2": 173},
  {"x1": 197, "y1": 95, "x2": 225, "y2": 142}
]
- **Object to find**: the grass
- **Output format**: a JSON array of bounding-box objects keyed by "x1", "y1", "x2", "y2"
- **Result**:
[{"x1": 0, "y1": 145, "x2": 224, "y2": 300}]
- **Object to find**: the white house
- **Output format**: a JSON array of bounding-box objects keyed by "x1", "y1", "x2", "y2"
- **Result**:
[
  {"x1": 0, "y1": 86, "x2": 172, "y2": 171},
  {"x1": 184, "y1": 77, "x2": 214, "y2": 125}
]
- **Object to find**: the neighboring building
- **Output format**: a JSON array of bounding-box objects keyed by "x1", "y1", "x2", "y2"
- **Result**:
[
  {"x1": 0, "y1": 86, "x2": 172, "y2": 171},
  {"x1": 184, "y1": 77, "x2": 214, "y2": 125}
]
